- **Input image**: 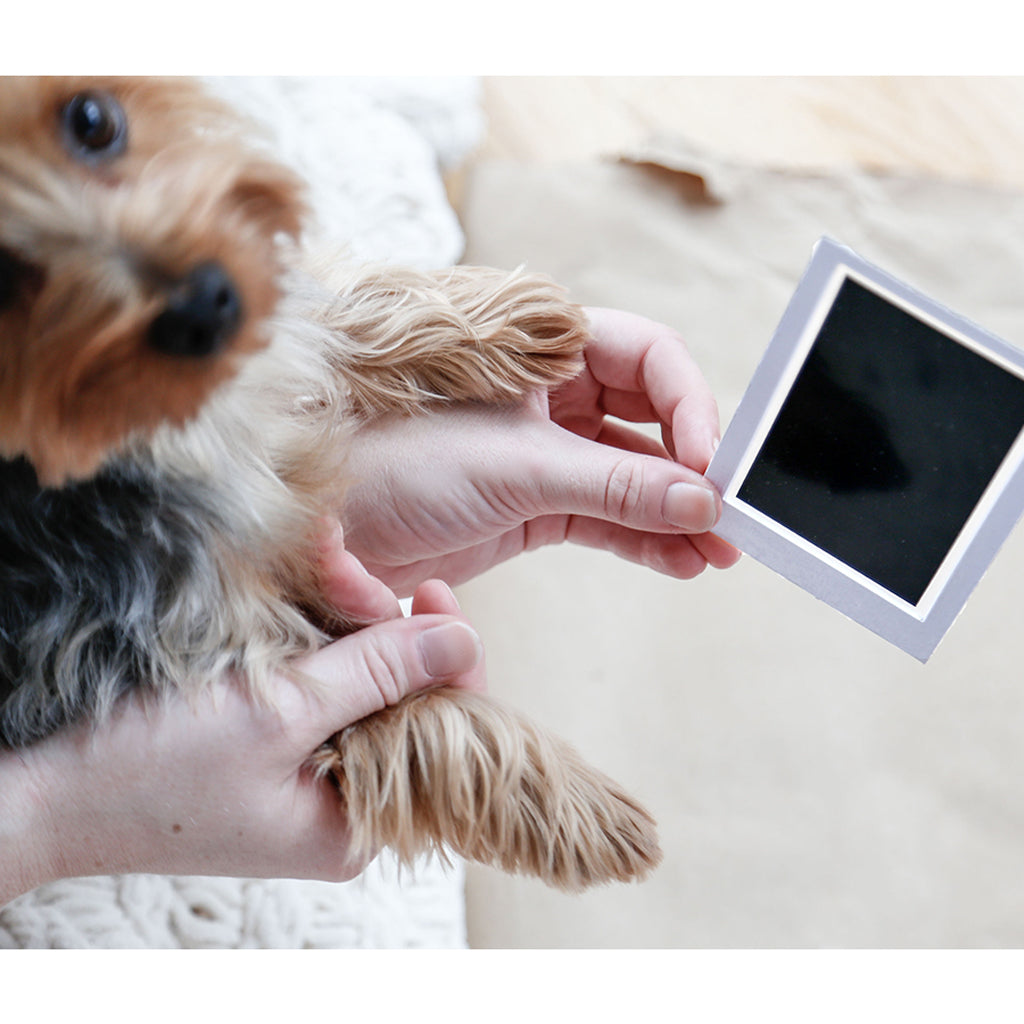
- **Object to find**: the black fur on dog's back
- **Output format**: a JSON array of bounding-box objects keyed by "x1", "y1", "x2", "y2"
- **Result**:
[{"x1": 0, "y1": 456, "x2": 223, "y2": 746}]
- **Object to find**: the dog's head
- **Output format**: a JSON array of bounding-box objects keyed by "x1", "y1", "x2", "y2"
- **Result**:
[{"x1": 0, "y1": 76, "x2": 306, "y2": 485}]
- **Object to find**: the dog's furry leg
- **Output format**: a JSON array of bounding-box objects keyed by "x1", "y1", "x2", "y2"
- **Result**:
[
  {"x1": 310, "y1": 689, "x2": 662, "y2": 893},
  {"x1": 308, "y1": 262, "x2": 588, "y2": 416},
  {"x1": 301, "y1": 262, "x2": 660, "y2": 891}
]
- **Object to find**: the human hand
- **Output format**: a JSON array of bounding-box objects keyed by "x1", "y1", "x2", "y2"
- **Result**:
[
  {"x1": 340, "y1": 307, "x2": 742, "y2": 595},
  {"x1": 0, "y1": 549, "x2": 483, "y2": 905}
]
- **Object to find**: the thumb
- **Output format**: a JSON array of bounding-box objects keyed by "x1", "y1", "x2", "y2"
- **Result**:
[
  {"x1": 528, "y1": 425, "x2": 722, "y2": 534},
  {"x1": 292, "y1": 613, "x2": 483, "y2": 737}
]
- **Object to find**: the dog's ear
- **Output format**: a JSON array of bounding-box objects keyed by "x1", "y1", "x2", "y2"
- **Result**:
[{"x1": 233, "y1": 159, "x2": 307, "y2": 240}]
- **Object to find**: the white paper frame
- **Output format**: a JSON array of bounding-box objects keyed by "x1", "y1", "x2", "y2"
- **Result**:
[{"x1": 706, "y1": 238, "x2": 1024, "y2": 661}]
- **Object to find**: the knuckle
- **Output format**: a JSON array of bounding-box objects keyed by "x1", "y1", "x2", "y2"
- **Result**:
[
  {"x1": 642, "y1": 327, "x2": 688, "y2": 374},
  {"x1": 356, "y1": 636, "x2": 409, "y2": 709},
  {"x1": 666, "y1": 327, "x2": 689, "y2": 350},
  {"x1": 651, "y1": 325, "x2": 688, "y2": 353},
  {"x1": 603, "y1": 457, "x2": 646, "y2": 522}
]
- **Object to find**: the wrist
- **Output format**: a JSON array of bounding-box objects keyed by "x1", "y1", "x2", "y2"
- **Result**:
[{"x1": 0, "y1": 745, "x2": 64, "y2": 905}]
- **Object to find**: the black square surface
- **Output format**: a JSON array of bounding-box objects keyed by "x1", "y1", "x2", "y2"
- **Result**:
[{"x1": 737, "y1": 278, "x2": 1024, "y2": 605}]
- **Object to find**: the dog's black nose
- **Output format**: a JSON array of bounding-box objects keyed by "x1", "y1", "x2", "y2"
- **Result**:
[
  {"x1": 0, "y1": 247, "x2": 29, "y2": 311},
  {"x1": 0, "y1": 249, "x2": 19, "y2": 310},
  {"x1": 148, "y1": 262, "x2": 243, "y2": 358}
]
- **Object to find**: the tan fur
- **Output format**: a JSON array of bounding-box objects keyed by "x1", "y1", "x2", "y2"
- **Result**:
[
  {"x1": 0, "y1": 77, "x2": 303, "y2": 484},
  {"x1": 312, "y1": 689, "x2": 661, "y2": 892},
  {"x1": 309, "y1": 260, "x2": 588, "y2": 416},
  {"x1": 0, "y1": 76, "x2": 662, "y2": 891}
]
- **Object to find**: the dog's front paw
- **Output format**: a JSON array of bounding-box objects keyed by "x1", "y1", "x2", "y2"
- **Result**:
[
  {"x1": 314, "y1": 263, "x2": 589, "y2": 417},
  {"x1": 427, "y1": 265, "x2": 588, "y2": 399}
]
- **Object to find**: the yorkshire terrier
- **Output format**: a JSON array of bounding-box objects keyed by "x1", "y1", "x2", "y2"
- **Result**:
[{"x1": 0, "y1": 76, "x2": 661, "y2": 892}]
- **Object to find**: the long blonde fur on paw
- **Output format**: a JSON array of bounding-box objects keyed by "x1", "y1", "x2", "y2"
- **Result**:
[
  {"x1": 311, "y1": 689, "x2": 663, "y2": 893},
  {"x1": 308, "y1": 262, "x2": 588, "y2": 416}
]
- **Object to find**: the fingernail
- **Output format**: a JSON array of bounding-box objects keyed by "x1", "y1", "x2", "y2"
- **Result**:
[
  {"x1": 663, "y1": 482, "x2": 718, "y2": 531},
  {"x1": 418, "y1": 622, "x2": 482, "y2": 678}
]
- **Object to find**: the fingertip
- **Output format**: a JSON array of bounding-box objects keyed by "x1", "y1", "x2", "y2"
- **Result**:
[
  {"x1": 296, "y1": 613, "x2": 487, "y2": 732},
  {"x1": 662, "y1": 481, "x2": 719, "y2": 533},
  {"x1": 715, "y1": 541, "x2": 744, "y2": 570},
  {"x1": 417, "y1": 620, "x2": 483, "y2": 679},
  {"x1": 314, "y1": 516, "x2": 346, "y2": 574},
  {"x1": 672, "y1": 414, "x2": 721, "y2": 478},
  {"x1": 411, "y1": 579, "x2": 462, "y2": 617},
  {"x1": 411, "y1": 584, "x2": 487, "y2": 694},
  {"x1": 692, "y1": 531, "x2": 743, "y2": 570}
]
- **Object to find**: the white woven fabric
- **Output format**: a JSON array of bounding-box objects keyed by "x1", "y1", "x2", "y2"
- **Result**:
[
  {"x1": 207, "y1": 76, "x2": 482, "y2": 268},
  {"x1": 0, "y1": 76, "x2": 482, "y2": 949},
  {"x1": 0, "y1": 857, "x2": 465, "y2": 950}
]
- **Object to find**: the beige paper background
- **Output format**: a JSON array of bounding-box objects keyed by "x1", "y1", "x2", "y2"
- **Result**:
[{"x1": 456, "y1": 139, "x2": 1024, "y2": 947}]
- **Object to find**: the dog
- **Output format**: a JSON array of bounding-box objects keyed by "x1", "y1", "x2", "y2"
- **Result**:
[{"x1": 0, "y1": 76, "x2": 661, "y2": 892}]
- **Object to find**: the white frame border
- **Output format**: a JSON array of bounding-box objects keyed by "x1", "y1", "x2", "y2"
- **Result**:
[{"x1": 706, "y1": 238, "x2": 1024, "y2": 661}]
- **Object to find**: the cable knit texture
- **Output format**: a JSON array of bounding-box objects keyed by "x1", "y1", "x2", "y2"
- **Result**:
[{"x1": 0, "y1": 76, "x2": 482, "y2": 949}]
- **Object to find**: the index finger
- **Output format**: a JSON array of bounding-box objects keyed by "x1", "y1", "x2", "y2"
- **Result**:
[
  {"x1": 316, "y1": 518, "x2": 403, "y2": 624},
  {"x1": 581, "y1": 307, "x2": 721, "y2": 473}
]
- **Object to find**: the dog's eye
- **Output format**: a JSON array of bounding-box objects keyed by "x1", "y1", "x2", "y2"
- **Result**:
[{"x1": 61, "y1": 91, "x2": 128, "y2": 161}]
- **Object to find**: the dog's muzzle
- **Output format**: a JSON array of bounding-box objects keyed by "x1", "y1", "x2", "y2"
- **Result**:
[{"x1": 148, "y1": 261, "x2": 243, "y2": 358}]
